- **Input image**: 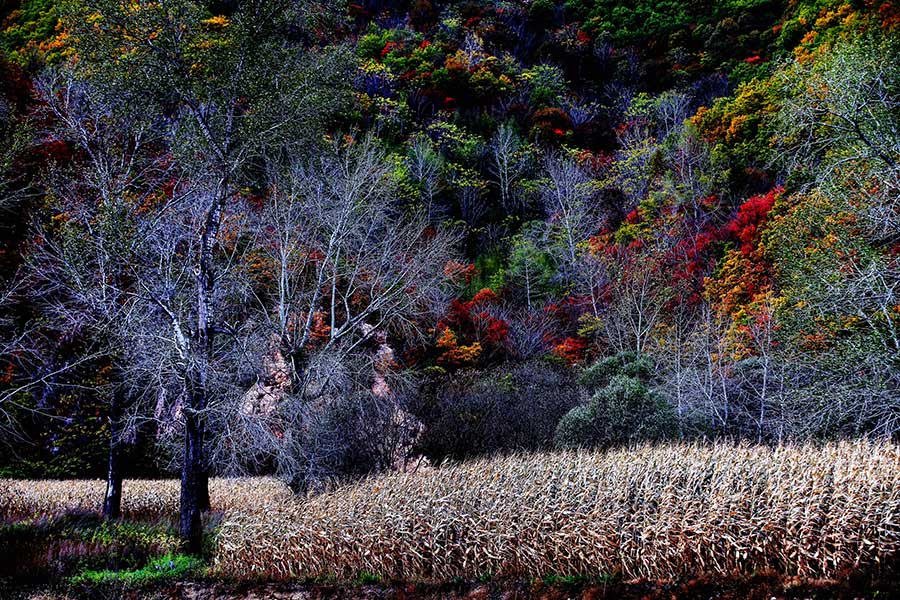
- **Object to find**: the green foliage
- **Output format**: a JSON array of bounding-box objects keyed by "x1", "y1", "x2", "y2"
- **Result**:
[
  {"x1": 0, "y1": 512, "x2": 182, "y2": 584},
  {"x1": 61, "y1": 0, "x2": 355, "y2": 161},
  {"x1": 69, "y1": 553, "x2": 202, "y2": 587},
  {"x1": 777, "y1": 33, "x2": 900, "y2": 184},
  {"x1": 467, "y1": 252, "x2": 506, "y2": 296},
  {"x1": 0, "y1": 390, "x2": 109, "y2": 479},
  {"x1": 691, "y1": 75, "x2": 780, "y2": 188},
  {"x1": 0, "y1": 0, "x2": 64, "y2": 66},
  {"x1": 506, "y1": 225, "x2": 556, "y2": 307},
  {"x1": 578, "y1": 351, "x2": 653, "y2": 389},
  {"x1": 541, "y1": 573, "x2": 617, "y2": 589},
  {"x1": 555, "y1": 352, "x2": 674, "y2": 449},
  {"x1": 355, "y1": 570, "x2": 382, "y2": 584},
  {"x1": 427, "y1": 120, "x2": 484, "y2": 164},
  {"x1": 767, "y1": 33, "x2": 900, "y2": 367},
  {"x1": 574, "y1": 0, "x2": 782, "y2": 62},
  {"x1": 521, "y1": 64, "x2": 567, "y2": 108}
]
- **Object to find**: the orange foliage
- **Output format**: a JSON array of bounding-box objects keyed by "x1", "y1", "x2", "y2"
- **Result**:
[
  {"x1": 552, "y1": 336, "x2": 588, "y2": 365},
  {"x1": 435, "y1": 327, "x2": 482, "y2": 367},
  {"x1": 443, "y1": 260, "x2": 478, "y2": 284}
]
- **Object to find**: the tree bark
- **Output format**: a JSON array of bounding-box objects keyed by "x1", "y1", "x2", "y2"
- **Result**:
[
  {"x1": 180, "y1": 391, "x2": 205, "y2": 555},
  {"x1": 198, "y1": 470, "x2": 210, "y2": 511},
  {"x1": 179, "y1": 181, "x2": 224, "y2": 553},
  {"x1": 102, "y1": 398, "x2": 123, "y2": 520}
]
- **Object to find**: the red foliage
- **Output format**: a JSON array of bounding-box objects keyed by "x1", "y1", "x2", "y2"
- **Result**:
[
  {"x1": 471, "y1": 287, "x2": 500, "y2": 306},
  {"x1": 553, "y1": 336, "x2": 588, "y2": 365},
  {"x1": 531, "y1": 108, "x2": 573, "y2": 140},
  {"x1": 30, "y1": 139, "x2": 73, "y2": 164},
  {"x1": 700, "y1": 194, "x2": 720, "y2": 210},
  {"x1": 381, "y1": 41, "x2": 402, "y2": 58},
  {"x1": 723, "y1": 187, "x2": 782, "y2": 254},
  {"x1": 484, "y1": 318, "x2": 509, "y2": 345},
  {"x1": 877, "y1": 0, "x2": 900, "y2": 28},
  {"x1": 435, "y1": 289, "x2": 510, "y2": 367},
  {"x1": 666, "y1": 227, "x2": 722, "y2": 306},
  {"x1": 443, "y1": 260, "x2": 478, "y2": 284}
]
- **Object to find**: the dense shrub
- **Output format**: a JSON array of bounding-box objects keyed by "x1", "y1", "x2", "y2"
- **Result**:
[
  {"x1": 276, "y1": 391, "x2": 424, "y2": 494},
  {"x1": 412, "y1": 360, "x2": 579, "y2": 460},
  {"x1": 555, "y1": 352, "x2": 675, "y2": 449}
]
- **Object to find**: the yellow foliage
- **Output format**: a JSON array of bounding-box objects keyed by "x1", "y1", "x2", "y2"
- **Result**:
[
  {"x1": 436, "y1": 327, "x2": 482, "y2": 366},
  {"x1": 202, "y1": 15, "x2": 230, "y2": 29}
]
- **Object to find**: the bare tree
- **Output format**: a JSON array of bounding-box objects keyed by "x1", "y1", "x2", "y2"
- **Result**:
[
  {"x1": 506, "y1": 222, "x2": 554, "y2": 311},
  {"x1": 539, "y1": 152, "x2": 600, "y2": 284},
  {"x1": 560, "y1": 95, "x2": 601, "y2": 128},
  {"x1": 406, "y1": 134, "x2": 444, "y2": 223},
  {"x1": 488, "y1": 122, "x2": 531, "y2": 213},
  {"x1": 651, "y1": 302, "x2": 743, "y2": 439},
  {"x1": 240, "y1": 136, "x2": 460, "y2": 490},
  {"x1": 772, "y1": 34, "x2": 900, "y2": 435},
  {"x1": 777, "y1": 35, "x2": 900, "y2": 181},
  {"x1": 23, "y1": 71, "x2": 177, "y2": 518},
  {"x1": 595, "y1": 242, "x2": 671, "y2": 356},
  {"x1": 63, "y1": 0, "x2": 354, "y2": 551}
]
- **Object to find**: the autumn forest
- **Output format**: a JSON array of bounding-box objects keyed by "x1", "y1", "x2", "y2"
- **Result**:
[{"x1": 1, "y1": 0, "x2": 900, "y2": 596}]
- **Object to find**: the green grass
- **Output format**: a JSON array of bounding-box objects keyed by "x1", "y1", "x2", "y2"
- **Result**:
[
  {"x1": 69, "y1": 553, "x2": 203, "y2": 587},
  {"x1": 0, "y1": 511, "x2": 184, "y2": 584},
  {"x1": 356, "y1": 571, "x2": 382, "y2": 584}
]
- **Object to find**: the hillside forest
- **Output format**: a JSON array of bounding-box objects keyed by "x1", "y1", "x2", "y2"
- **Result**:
[{"x1": 1, "y1": 0, "x2": 899, "y2": 555}]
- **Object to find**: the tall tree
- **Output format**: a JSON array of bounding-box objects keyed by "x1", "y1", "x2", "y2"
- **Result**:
[
  {"x1": 28, "y1": 70, "x2": 173, "y2": 518},
  {"x1": 238, "y1": 136, "x2": 459, "y2": 490},
  {"x1": 63, "y1": 0, "x2": 353, "y2": 552}
]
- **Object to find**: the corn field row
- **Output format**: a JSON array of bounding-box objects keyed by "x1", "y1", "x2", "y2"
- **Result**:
[{"x1": 213, "y1": 441, "x2": 900, "y2": 581}]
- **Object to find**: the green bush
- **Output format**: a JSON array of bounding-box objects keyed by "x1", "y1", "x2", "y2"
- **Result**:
[
  {"x1": 578, "y1": 351, "x2": 652, "y2": 389},
  {"x1": 555, "y1": 352, "x2": 674, "y2": 449}
]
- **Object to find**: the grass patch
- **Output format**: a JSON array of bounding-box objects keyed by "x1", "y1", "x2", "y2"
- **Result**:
[
  {"x1": 356, "y1": 571, "x2": 382, "y2": 584},
  {"x1": 0, "y1": 511, "x2": 181, "y2": 583},
  {"x1": 69, "y1": 553, "x2": 203, "y2": 588}
]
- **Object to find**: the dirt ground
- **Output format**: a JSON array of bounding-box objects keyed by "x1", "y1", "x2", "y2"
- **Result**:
[{"x1": 7, "y1": 573, "x2": 899, "y2": 600}]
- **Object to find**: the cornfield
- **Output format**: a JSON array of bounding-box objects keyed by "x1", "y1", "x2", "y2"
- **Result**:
[
  {"x1": 3, "y1": 442, "x2": 899, "y2": 583},
  {"x1": 0, "y1": 477, "x2": 291, "y2": 521},
  {"x1": 214, "y1": 441, "x2": 900, "y2": 581}
]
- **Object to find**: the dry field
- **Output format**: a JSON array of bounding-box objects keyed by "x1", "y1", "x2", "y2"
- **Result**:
[
  {"x1": 214, "y1": 442, "x2": 900, "y2": 582},
  {"x1": 0, "y1": 476, "x2": 292, "y2": 521},
  {"x1": 3, "y1": 441, "x2": 900, "y2": 584}
]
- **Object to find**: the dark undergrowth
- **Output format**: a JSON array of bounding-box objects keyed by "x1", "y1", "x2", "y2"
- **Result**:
[
  {"x1": 0, "y1": 509, "x2": 218, "y2": 598},
  {"x1": 4, "y1": 573, "x2": 900, "y2": 600}
]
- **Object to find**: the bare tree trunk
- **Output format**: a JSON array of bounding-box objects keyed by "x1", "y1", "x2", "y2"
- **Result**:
[
  {"x1": 102, "y1": 397, "x2": 123, "y2": 520},
  {"x1": 180, "y1": 181, "x2": 224, "y2": 553},
  {"x1": 180, "y1": 386, "x2": 205, "y2": 555},
  {"x1": 198, "y1": 470, "x2": 210, "y2": 512}
]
